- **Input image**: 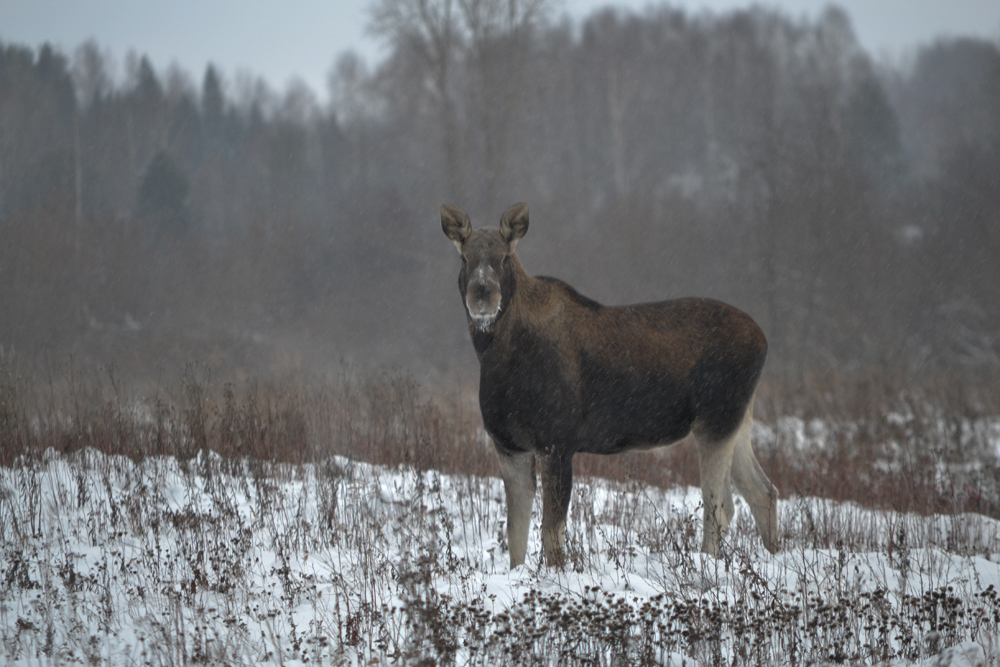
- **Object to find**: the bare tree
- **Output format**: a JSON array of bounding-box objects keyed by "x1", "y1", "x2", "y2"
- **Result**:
[
  {"x1": 459, "y1": 0, "x2": 553, "y2": 209},
  {"x1": 369, "y1": 0, "x2": 553, "y2": 207},
  {"x1": 369, "y1": 0, "x2": 464, "y2": 196}
]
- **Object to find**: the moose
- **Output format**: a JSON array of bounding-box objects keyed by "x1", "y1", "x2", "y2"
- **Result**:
[{"x1": 441, "y1": 202, "x2": 779, "y2": 568}]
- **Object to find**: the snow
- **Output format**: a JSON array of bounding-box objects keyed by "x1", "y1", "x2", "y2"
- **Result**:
[{"x1": 1, "y1": 449, "x2": 999, "y2": 665}]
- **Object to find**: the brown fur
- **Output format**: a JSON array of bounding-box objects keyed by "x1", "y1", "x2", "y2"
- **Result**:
[{"x1": 442, "y1": 202, "x2": 779, "y2": 568}]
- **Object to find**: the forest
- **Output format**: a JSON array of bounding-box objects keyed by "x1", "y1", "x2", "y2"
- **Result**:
[{"x1": 1, "y1": 2, "x2": 999, "y2": 385}]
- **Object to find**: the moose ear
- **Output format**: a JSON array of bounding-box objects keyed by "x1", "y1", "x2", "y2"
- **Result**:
[
  {"x1": 441, "y1": 204, "x2": 472, "y2": 252},
  {"x1": 499, "y1": 202, "x2": 529, "y2": 249}
]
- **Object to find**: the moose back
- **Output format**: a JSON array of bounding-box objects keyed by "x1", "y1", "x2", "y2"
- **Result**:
[{"x1": 441, "y1": 202, "x2": 779, "y2": 568}]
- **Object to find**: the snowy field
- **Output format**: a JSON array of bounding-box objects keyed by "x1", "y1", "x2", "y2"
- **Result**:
[{"x1": 2, "y1": 447, "x2": 999, "y2": 666}]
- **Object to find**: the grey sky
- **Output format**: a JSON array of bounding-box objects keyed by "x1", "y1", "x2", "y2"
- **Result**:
[{"x1": 2, "y1": 0, "x2": 998, "y2": 103}]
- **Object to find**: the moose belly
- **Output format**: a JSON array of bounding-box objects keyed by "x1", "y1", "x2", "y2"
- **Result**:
[
  {"x1": 576, "y1": 360, "x2": 696, "y2": 454},
  {"x1": 478, "y1": 346, "x2": 694, "y2": 456}
]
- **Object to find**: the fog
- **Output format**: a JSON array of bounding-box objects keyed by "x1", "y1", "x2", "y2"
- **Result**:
[{"x1": 1, "y1": 1, "x2": 998, "y2": 386}]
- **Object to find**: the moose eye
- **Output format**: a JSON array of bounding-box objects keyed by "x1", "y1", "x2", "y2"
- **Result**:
[
  {"x1": 501, "y1": 255, "x2": 510, "y2": 267},
  {"x1": 461, "y1": 256, "x2": 467, "y2": 266}
]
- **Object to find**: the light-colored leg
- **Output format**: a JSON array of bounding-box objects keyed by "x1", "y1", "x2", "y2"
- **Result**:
[
  {"x1": 730, "y1": 400, "x2": 780, "y2": 553},
  {"x1": 496, "y1": 448, "x2": 536, "y2": 568},
  {"x1": 723, "y1": 466, "x2": 735, "y2": 530},
  {"x1": 537, "y1": 450, "x2": 573, "y2": 568},
  {"x1": 697, "y1": 433, "x2": 736, "y2": 556}
]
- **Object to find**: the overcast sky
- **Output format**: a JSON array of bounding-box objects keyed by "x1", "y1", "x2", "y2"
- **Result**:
[{"x1": 2, "y1": 0, "x2": 999, "y2": 103}]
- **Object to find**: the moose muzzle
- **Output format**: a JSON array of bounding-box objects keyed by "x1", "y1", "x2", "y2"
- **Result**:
[{"x1": 465, "y1": 264, "x2": 502, "y2": 329}]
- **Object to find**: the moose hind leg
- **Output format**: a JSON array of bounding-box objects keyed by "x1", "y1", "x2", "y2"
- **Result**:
[
  {"x1": 496, "y1": 448, "x2": 536, "y2": 568},
  {"x1": 730, "y1": 399, "x2": 780, "y2": 553},
  {"x1": 537, "y1": 450, "x2": 573, "y2": 568},
  {"x1": 696, "y1": 432, "x2": 737, "y2": 557}
]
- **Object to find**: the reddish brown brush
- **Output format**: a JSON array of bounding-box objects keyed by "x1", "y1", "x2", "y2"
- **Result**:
[{"x1": 1, "y1": 355, "x2": 997, "y2": 520}]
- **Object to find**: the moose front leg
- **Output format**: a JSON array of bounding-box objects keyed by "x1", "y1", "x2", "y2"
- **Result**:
[
  {"x1": 495, "y1": 447, "x2": 536, "y2": 568},
  {"x1": 537, "y1": 450, "x2": 573, "y2": 568}
]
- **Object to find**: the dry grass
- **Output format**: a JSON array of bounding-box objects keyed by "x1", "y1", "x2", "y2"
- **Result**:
[
  {"x1": 2, "y1": 354, "x2": 1000, "y2": 664},
  {"x1": 2, "y1": 441, "x2": 998, "y2": 665},
  {"x1": 0, "y1": 354, "x2": 498, "y2": 477},
  {"x1": 1, "y1": 353, "x2": 998, "y2": 521}
]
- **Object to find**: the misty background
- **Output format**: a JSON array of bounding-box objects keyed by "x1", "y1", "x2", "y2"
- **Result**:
[{"x1": 1, "y1": 0, "x2": 999, "y2": 386}]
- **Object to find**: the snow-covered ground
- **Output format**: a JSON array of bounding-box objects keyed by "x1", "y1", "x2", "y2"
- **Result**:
[{"x1": 2, "y1": 449, "x2": 999, "y2": 665}]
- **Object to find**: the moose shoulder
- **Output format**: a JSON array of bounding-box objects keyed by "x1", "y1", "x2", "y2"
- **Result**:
[{"x1": 442, "y1": 202, "x2": 779, "y2": 568}]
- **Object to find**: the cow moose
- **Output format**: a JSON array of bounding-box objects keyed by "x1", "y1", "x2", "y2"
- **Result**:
[{"x1": 441, "y1": 202, "x2": 779, "y2": 568}]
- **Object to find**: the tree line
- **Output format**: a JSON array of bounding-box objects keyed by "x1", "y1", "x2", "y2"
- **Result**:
[{"x1": 1, "y1": 1, "x2": 998, "y2": 381}]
